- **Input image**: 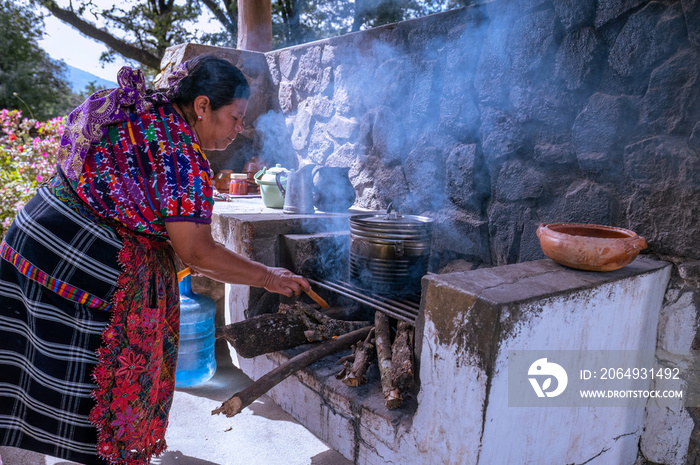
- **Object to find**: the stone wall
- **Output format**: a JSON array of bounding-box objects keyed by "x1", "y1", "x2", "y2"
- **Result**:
[
  {"x1": 259, "y1": 0, "x2": 699, "y2": 269},
  {"x1": 160, "y1": 0, "x2": 699, "y2": 269}
]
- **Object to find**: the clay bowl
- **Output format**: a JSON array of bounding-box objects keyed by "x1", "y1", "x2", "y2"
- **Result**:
[{"x1": 536, "y1": 223, "x2": 647, "y2": 272}]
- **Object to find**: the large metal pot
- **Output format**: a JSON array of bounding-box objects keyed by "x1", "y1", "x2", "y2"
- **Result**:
[{"x1": 349, "y1": 205, "x2": 433, "y2": 296}]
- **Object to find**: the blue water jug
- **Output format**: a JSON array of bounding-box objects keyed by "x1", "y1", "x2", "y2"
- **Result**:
[{"x1": 175, "y1": 273, "x2": 217, "y2": 388}]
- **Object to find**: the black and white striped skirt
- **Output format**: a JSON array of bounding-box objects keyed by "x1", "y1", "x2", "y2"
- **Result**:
[{"x1": 0, "y1": 180, "x2": 122, "y2": 464}]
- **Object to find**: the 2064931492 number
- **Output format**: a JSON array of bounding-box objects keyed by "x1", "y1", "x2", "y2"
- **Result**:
[{"x1": 599, "y1": 367, "x2": 680, "y2": 380}]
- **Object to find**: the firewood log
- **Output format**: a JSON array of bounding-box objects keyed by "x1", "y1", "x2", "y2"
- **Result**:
[
  {"x1": 338, "y1": 328, "x2": 375, "y2": 387},
  {"x1": 294, "y1": 303, "x2": 370, "y2": 341},
  {"x1": 391, "y1": 320, "x2": 415, "y2": 392},
  {"x1": 375, "y1": 311, "x2": 402, "y2": 409},
  {"x1": 215, "y1": 301, "x2": 369, "y2": 358},
  {"x1": 215, "y1": 312, "x2": 307, "y2": 358},
  {"x1": 212, "y1": 325, "x2": 373, "y2": 418}
]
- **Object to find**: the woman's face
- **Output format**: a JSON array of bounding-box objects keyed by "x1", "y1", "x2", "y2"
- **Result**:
[{"x1": 195, "y1": 98, "x2": 249, "y2": 151}]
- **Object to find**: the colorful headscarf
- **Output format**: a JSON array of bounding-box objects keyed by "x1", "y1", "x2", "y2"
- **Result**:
[{"x1": 57, "y1": 63, "x2": 189, "y2": 181}]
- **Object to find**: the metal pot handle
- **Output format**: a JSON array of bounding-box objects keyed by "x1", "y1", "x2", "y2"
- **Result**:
[
  {"x1": 275, "y1": 171, "x2": 288, "y2": 197},
  {"x1": 385, "y1": 201, "x2": 402, "y2": 220}
]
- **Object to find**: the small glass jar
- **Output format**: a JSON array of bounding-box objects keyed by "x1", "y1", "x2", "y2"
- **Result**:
[
  {"x1": 213, "y1": 169, "x2": 232, "y2": 192},
  {"x1": 229, "y1": 173, "x2": 248, "y2": 195}
]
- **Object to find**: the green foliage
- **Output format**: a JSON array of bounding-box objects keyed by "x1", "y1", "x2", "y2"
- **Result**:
[
  {"x1": 0, "y1": 109, "x2": 62, "y2": 236},
  {"x1": 352, "y1": 0, "x2": 459, "y2": 31},
  {"x1": 270, "y1": 0, "x2": 458, "y2": 48},
  {"x1": 36, "y1": 0, "x2": 462, "y2": 72},
  {"x1": 0, "y1": 0, "x2": 75, "y2": 120},
  {"x1": 100, "y1": 0, "x2": 202, "y2": 59},
  {"x1": 272, "y1": 0, "x2": 352, "y2": 47}
]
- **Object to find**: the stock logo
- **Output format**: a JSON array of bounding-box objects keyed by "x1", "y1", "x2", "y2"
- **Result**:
[{"x1": 528, "y1": 358, "x2": 568, "y2": 398}]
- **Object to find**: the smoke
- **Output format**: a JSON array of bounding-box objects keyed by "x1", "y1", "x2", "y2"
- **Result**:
[{"x1": 254, "y1": 110, "x2": 297, "y2": 169}]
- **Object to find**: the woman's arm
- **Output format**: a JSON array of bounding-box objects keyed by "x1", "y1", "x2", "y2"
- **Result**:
[{"x1": 165, "y1": 220, "x2": 309, "y2": 297}]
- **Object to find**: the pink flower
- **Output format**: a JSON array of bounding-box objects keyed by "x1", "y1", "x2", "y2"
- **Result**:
[
  {"x1": 102, "y1": 325, "x2": 120, "y2": 345},
  {"x1": 156, "y1": 379, "x2": 173, "y2": 403},
  {"x1": 126, "y1": 312, "x2": 142, "y2": 331},
  {"x1": 89, "y1": 402, "x2": 107, "y2": 424},
  {"x1": 142, "y1": 417, "x2": 167, "y2": 450},
  {"x1": 112, "y1": 405, "x2": 138, "y2": 438}
]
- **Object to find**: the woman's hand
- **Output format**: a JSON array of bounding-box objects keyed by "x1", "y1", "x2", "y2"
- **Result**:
[{"x1": 263, "y1": 267, "x2": 310, "y2": 297}]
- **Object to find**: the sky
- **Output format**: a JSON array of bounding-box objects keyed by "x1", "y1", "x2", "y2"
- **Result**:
[
  {"x1": 38, "y1": 9, "x2": 129, "y2": 82},
  {"x1": 36, "y1": 0, "x2": 223, "y2": 83}
]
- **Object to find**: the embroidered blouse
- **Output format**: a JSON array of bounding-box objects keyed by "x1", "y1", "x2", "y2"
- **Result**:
[{"x1": 71, "y1": 104, "x2": 213, "y2": 236}]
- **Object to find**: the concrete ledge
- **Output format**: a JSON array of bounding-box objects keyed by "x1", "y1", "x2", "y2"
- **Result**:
[{"x1": 242, "y1": 346, "x2": 417, "y2": 463}]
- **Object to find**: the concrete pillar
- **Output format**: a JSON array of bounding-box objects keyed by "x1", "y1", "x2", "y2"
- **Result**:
[{"x1": 237, "y1": 0, "x2": 272, "y2": 52}]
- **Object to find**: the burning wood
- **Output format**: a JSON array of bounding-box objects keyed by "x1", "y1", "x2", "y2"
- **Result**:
[
  {"x1": 304, "y1": 287, "x2": 330, "y2": 308},
  {"x1": 215, "y1": 297, "x2": 414, "y2": 416},
  {"x1": 296, "y1": 304, "x2": 369, "y2": 342},
  {"x1": 212, "y1": 326, "x2": 373, "y2": 418},
  {"x1": 215, "y1": 311, "x2": 307, "y2": 358}
]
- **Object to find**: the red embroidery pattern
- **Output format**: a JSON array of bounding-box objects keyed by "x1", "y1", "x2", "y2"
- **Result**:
[
  {"x1": 90, "y1": 231, "x2": 179, "y2": 465},
  {"x1": 72, "y1": 105, "x2": 214, "y2": 236}
]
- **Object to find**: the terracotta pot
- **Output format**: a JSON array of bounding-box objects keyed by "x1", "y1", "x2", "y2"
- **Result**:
[{"x1": 536, "y1": 223, "x2": 647, "y2": 272}]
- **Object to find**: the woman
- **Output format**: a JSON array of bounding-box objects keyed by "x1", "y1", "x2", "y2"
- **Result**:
[{"x1": 0, "y1": 55, "x2": 309, "y2": 465}]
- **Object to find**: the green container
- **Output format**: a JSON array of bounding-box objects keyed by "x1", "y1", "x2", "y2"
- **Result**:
[{"x1": 254, "y1": 164, "x2": 289, "y2": 209}]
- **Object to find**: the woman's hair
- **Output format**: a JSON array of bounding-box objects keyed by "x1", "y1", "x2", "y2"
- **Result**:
[{"x1": 170, "y1": 55, "x2": 250, "y2": 111}]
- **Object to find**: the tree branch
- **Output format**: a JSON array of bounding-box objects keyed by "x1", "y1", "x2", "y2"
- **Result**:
[
  {"x1": 200, "y1": 0, "x2": 237, "y2": 37},
  {"x1": 39, "y1": 0, "x2": 161, "y2": 70}
]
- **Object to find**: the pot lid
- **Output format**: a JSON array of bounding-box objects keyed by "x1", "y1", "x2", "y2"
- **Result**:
[
  {"x1": 351, "y1": 203, "x2": 433, "y2": 227},
  {"x1": 254, "y1": 164, "x2": 289, "y2": 182},
  {"x1": 351, "y1": 213, "x2": 433, "y2": 226}
]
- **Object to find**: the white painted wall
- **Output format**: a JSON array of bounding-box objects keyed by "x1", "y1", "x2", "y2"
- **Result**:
[{"x1": 478, "y1": 270, "x2": 669, "y2": 464}]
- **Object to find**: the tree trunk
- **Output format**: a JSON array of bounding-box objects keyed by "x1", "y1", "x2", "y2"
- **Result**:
[
  {"x1": 237, "y1": 0, "x2": 272, "y2": 52},
  {"x1": 40, "y1": 0, "x2": 161, "y2": 70},
  {"x1": 200, "y1": 0, "x2": 238, "y2": 40}
]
